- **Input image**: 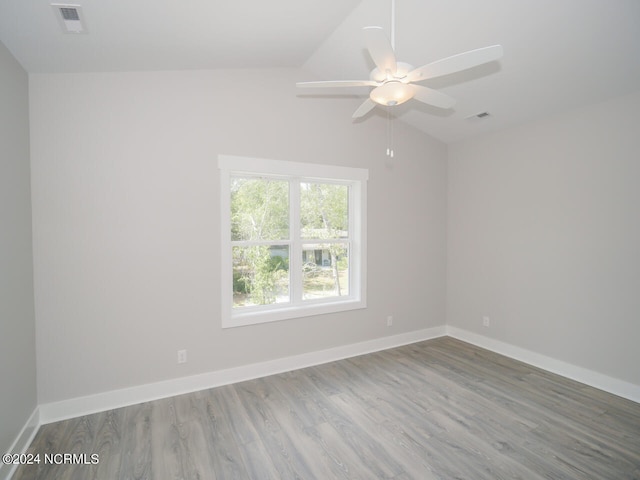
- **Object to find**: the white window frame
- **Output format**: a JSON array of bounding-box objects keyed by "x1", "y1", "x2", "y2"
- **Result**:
[{"x1": 219, "y1": 155, "x2": 368, "y2": 328}]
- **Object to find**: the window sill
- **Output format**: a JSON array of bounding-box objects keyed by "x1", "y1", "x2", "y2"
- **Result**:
[{"x1": 222, "y1": 298, "x2": 367, "y2": 328}]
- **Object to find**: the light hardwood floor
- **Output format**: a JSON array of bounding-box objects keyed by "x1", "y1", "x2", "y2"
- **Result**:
[{"x1": 13, "y1": 337, "x2": 640, "y2": 479}]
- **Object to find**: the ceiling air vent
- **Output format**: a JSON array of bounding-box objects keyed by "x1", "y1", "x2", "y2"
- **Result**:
[
  {"x1": 51, "y1": 4, "x2": 87, "y2": 33},
  {"x1": 465, "y1": 111, "x2": 491, "y2": 122}
]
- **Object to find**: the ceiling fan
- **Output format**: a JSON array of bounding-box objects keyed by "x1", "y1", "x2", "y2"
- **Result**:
[{"x1": 297, "y1": 25, "x2": 503, "y2": 119}]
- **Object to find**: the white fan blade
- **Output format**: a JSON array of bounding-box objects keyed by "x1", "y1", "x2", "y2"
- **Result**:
[
  {"x1": 412, "y1": 85, "x2": 456, "y2": 109},
  {"x1": 352, "y1": 98, "x2": 377, "y2": 119},
  {"x1": 296, "y1": 80, "x2": 379, "y2": 88},
  {"x1": 407, "y1": 45, "x2": 503, "y2": 82},
  {"x1": 363, "y1": 26, "x2": 397, "y2": 76}
]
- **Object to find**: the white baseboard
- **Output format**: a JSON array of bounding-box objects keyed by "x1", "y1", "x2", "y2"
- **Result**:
[
  {"x1": 0, "y1": 407, "x2": 39, "y2": 480},
  {"x1": 39, "y1": 326, "x2": 448, "y2": 424},
  {"x1": 34, "y1": 324, "x2": 640, "y2": 428},
  {"x1": 446, "y1": 326, "x2": 640, "y2": 404}
]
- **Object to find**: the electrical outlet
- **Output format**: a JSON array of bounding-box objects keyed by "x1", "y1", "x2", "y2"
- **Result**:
[
  {"x1": 387, "y1": 316, "x2": 393, "y2": 327},
  {"x1": 177, "y1": 349, "x2": 187, "y2": 364},
  {"x1": 482, "y1": 316, "x2": 490, "y2": 327}
]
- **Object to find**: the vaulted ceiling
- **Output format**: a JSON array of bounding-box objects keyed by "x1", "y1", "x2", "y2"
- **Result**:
[{"x1": 2, "y1": 0, "x2": 639, "y2": 143}]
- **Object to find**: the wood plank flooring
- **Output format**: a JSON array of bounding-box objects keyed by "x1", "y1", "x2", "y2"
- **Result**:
[{"x1": 12, "y1": 337, "x2": 640, "y2": 479}]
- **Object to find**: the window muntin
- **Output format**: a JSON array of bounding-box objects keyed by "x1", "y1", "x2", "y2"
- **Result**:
[{"x1": 219, "y1": 156, "x2": 367, "y2": 327}]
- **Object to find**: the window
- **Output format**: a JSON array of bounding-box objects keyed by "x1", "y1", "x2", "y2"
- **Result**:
[{"x1": 219, "y1": 155, "x2": 367, "y2": 327}]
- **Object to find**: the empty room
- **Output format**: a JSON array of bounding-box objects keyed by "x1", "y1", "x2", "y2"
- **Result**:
[{"x1": 1, "y1": 0, "x2": 639, "y2": 478}]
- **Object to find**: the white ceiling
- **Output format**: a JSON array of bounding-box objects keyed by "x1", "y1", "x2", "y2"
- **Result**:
[
  {"x1": 2, "y1": 0, "x2": 639, "y2": 143},
  {"x1": 0, "y1": 0, "x2": 361, "y2": 71}
]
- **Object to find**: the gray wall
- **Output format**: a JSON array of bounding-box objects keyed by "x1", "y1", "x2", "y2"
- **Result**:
[
  {"x1": 29, "y1": 68, "x2": 448, "y2": 403},
  {"x1": 24, "y1": 61, "x2": 640, "y2": 410},
  {"x1": 447, "y1": 91, "x2": 640, "y2": 385},
  {"x1": 0, "y1": 41, "x2": 37, "y2": 453}
]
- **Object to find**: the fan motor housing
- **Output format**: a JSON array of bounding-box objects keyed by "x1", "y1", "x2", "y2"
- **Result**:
[{"x1": 370, "y1": 61, "x2": 414, "y2": 82}]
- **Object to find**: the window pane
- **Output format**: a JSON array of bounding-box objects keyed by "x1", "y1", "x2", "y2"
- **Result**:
[
  {"x1": 302, "y1": 243, "x2": 349, "y2": 300},
  {"x1": 300, "y1": 183, "x2": 348, "y2": 239},
  {"x1": 233, "y1": 245, "x2": 290, "y2": 307},
  {"x1": 231, "y1": 177, "x2": 289, "y2": 241}
]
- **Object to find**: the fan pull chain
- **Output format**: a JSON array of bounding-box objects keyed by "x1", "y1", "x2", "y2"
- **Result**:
[
  {"x1": 386, "y1": 108, "x2": 394, "y2": 158},
  {"x1": 386, "y1": 0, "x2": 395, "y2": 159}
]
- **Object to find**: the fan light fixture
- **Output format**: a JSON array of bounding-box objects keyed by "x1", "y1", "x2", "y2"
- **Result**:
[
  {"x1": 370, "y1": 81, "x2": 414, "y2": 106},
  {"x1": 295, "y1": 0, "x2": 502, "y2": 159},
  {"x1": 296, "y1": 0, "x2": 503, "y2": 123},
  {"x1": 296, "y1": 27, "x2": 502, "y2": 119}
]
